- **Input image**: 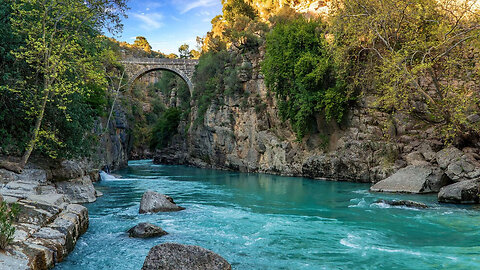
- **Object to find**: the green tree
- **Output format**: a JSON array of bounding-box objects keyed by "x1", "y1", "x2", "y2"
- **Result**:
[
  {"x1": 332, "y1": 0, "x2": 480, "y2": 141},
  {"x1": 0, "y1": 0, "x2": 30, "y2": 154},
  {"x1": 262, "y1": 17, "x2": 349, "y2": 139},
  {"x1": 150, "y1": 107, "x2": 182, "y2": 149},
  {"x1": 133, "y1": 36, "x2": 152, "y2": 53},
  {"x1": 222, "y1": 0, "x2": 257, "y2": 23},
  {"x1": 191, "y1": 49, "x2": 201, "y2": 59},
  {"x1": 1, "y1": 0, "x2": 127, "y2": 173},
  {"x1": 178, "y1": 43, "x2": 192, "y2": 59}
]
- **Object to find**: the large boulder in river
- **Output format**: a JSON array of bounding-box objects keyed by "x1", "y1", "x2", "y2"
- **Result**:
[
  {"x1": 438, "y1": 179, "x2": 480, "y2": 204},
  {"x1": 139, "y1": 190, "x2": 185, "y2": 214},
  {"x1": 127, "y1": 222, "x2": 168, "y2": 238},
  {"x1": 142, "y1": 243, "x2": 231, "y2": 270},
  {"x1": 370, "y1": 165, "x2": 450, "y2": 193}
]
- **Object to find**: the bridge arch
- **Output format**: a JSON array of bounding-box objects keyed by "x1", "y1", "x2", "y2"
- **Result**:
[
  {"x1": 121, "y1": 58, "x2": 199, "y2": 95},
  {"x1": 128, "y1": 66, "x2": 194, "y2": 94}
]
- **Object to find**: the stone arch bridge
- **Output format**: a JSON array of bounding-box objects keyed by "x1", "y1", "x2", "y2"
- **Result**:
[{"x1": 120, "y1": 58, "x2": 199, "y2": 93}]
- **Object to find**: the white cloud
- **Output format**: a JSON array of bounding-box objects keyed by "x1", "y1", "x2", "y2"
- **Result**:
[
  {"x1": 171, "y1": 16, "x2": 181, "y2": 22},
  {"x1": 197, "y1": 11, "x2": 211, "y2": 16},
  {"x1": 131, "y1": 12, "x2": 164, "y2": 30},
  {"x1": 180, "y1": 0, "x2": 218, "y2": 14}
]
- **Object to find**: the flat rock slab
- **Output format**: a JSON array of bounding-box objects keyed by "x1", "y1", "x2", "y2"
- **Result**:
[
  {"x1": 27, "y1": 194, "x2": 65, "y2": 207},
  {"x1": 438, "y1": 179, "x2": 480, "y2": 204},
  {"x1": 55, "y1": 176, "x2": 96, "y2": 203},
  {"x1": 370, "y1": 165, "x2": 449, "y2": 194},
  {"x1": 127, "y1": 222, "x2": 168, "y2": 238},
  {"x1": 139, "y1": 190, "x2": 185, "y2": 214},
  {"x1": 142, "y1": 243, "x2": 231, "y2": 270}
]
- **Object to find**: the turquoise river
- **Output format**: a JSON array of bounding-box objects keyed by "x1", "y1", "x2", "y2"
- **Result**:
[{"x1": 55, "y1": 160, "x2": 480, "y2": 269}]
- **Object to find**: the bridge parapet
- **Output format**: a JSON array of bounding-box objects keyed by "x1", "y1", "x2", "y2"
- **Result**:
[{"x1": 120, "y1": 58, "x2": 199, "y2": 65}]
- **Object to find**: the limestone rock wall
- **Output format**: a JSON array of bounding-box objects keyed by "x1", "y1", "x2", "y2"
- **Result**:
[
  {"x1": 154, "y1": 50, "x2": 480, "y2": 184},
  {"x1": 0, "y1": 159, "x2": 100, "y2": 269},
  {"x1": 94, "y1": 104, "x2": 132, "y2": 171}
]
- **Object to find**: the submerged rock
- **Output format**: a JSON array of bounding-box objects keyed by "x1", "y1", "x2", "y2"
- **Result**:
[
  {"x1": 370, "y1": 165, "x2": 450, "y2": 194},
  {"x1": 438, "y1": 179, "x2": 480, "y2": 204},
  {"x1": 142, "y1": 243, "x2": 231, "y2": 270},
  {"x1": 127, "y1": 223, "x2": 168, "y2": 238},
  {"x1": 139, "y1": 190, "x2": 185, "y2": 214},
  {"x1": 375, "y1": 199, "x2": 428, "y2": 209}
]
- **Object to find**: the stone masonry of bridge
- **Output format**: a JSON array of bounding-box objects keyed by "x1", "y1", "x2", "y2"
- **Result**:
[{"x1": 120, "y1": 58, "x2": 199, "y2": 93}]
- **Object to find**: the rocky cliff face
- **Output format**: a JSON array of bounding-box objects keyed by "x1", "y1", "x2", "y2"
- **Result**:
[
  {"x1": 94, "y1": 104, "x2": 132, "y2": 171},
  {"x1": 154, "y1": 50, "x2": 480, "y2": 190}
]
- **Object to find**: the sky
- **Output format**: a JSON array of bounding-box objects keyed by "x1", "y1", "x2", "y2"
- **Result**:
[{"x1": 110, "y1": 0, "x2": 222, "y2": 55}]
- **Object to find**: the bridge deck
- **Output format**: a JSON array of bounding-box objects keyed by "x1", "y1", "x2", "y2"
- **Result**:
[{"x1": 120, "y1": 58, "x2": 199, "y2": 65}]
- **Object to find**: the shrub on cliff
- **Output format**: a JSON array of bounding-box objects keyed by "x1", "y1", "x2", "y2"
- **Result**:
[
  {"x1": 192, "y1": 51, "x2": 241, "y2": 127},
  {"x1": 262, "y1": 17, "x2": 352, "y2": 139},
  {"x1": 332, "y1": 0, "x2": 480, "y2": 141},
  {"x1": 0, "y1": 201, "x2": 19, "y2": 250}
]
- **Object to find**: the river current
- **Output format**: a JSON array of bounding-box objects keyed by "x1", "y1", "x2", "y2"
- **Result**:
[{"x1": 55, "y1": 160, "x2": 480, "y2": 270}]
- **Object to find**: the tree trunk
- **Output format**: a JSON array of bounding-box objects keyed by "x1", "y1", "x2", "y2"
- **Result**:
[{"x1": 19, "y1": 88, "x2": 50, "y2": 169}]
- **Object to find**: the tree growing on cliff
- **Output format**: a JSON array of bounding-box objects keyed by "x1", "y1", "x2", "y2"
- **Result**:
[
  {"x1": 332, "y1": 0, "x2": 480, "y2": 141},
  {"x1": 262, "y1": 17, "x2": 350, "y2": 139},
  {"x1": 133, "y1": 36, "x2": 152, "y2": 53},
  {"x1": 0, "y1": 0, "x2": 127, "y2": 173}
]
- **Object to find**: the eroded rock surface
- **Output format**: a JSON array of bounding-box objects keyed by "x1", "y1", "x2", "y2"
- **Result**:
[
  {"x1": 370, "y1": 165, "x2": 450, "y2": 193},
  {"x1": 0, "y1": 160, "x2": 95, "y2": 270},
  {"x1": 127, "y1": 222, "x2": 168, "y2": 238},
  {"x1": 139, "y1": 190, "x2": 185, "y2": 213},
  {"x1": 438, "y1": 179, "x2": 480, "y2": 204},
  {"x1": 1, "y1": 202, "x2": 88, "y2": 270},
  {"x1": 142, "y1": 243, "x2": 231, "y2": 270}
]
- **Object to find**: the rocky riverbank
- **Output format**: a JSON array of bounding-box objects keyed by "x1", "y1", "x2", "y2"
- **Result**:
[{"x1": 0, "y1": 160, "x2": 101, "y2": 269}]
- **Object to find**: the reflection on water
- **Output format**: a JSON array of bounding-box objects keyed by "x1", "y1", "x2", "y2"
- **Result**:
[{"x1": 56, "y1": 160, "x2": 480, "y2": 270}]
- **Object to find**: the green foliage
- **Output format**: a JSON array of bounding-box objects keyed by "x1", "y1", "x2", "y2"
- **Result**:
[
  {"x1": 0, "y1": 0, "x2": 126, "y2": 162},
  {"x1": 0, "y1": 202, "x2": 19, "y2": 250},
  {"x1": 223, "y1": 0, "x2": 257, "y2": 23},
  {"x1": 262, "y1": 17, "x2": 351, "y2": 139},
  {"x1": 133, "y1": 36, "x2": 152, "y2": 53},
  {"x1": 178, "y1": 44, "x2": 192, "y2": 59},
  {"x1": 150, "y1": 107, "x2": 182, "y2": 149},
  {"x1": 332, "y1": 0, "x2": 480, "y2": 142},
  {"x1": 192, "y1": 51, "x2": 242, "y2": 127},
  {"x1": 0, "y1": 0, "x2": 30, "y2": 154},
  {"x1": 127, "y1": 69, "x2": 191, "y2": 151}
]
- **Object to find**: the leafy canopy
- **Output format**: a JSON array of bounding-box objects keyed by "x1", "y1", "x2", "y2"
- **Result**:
[
  {"x1": 332, "y1": 0, "x2": 480, "y2": 141},
  {"x1": 3, "y1": 0, "x2": 127, "y2": 162},
  {"x1": 262, "y1": 17, "x2": 350, "y2": 139}
]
